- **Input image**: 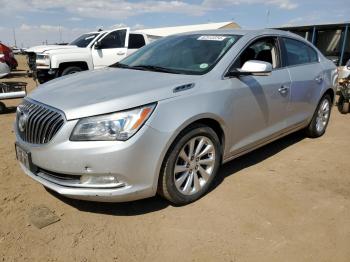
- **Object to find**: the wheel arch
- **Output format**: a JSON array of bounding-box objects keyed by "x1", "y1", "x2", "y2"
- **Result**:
[
  {"x1": 323, "y1": 88, "x2": 335, "y2": 104},
  {"x1": 154, "y1": 116, "x2": 226, "y2": 193},
  {"x1": 58, "y1": 61, "x2": 89, "y2": 76}
]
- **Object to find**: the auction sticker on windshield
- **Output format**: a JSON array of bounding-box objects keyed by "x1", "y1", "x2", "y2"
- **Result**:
[{"x1": 198, "y1": 36, "x2": 227, "y2": 41}]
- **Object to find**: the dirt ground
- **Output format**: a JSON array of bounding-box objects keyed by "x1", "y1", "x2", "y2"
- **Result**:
[{"x1": 1, "y1": 56, "x2": 350, "y2": 262}]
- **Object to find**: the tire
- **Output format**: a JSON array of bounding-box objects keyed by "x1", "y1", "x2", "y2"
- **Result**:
[
  {"x1": 0, "y1": 102, "x2": 6, "y2": 113},
  {"x1": 338, "y1": 95, "x2": 349, "y2": 114},
  {"x1": 158, "y1": 124, "x2": 222, "y2": 205},
  {"x1": 37, "y1": 77, "x2": 46, "y2": 84},
  {"x1": 305, "y1": 94, "x2": 332, "y2": 138},
  {"x1": 61, "y1": 66, "x2": 82, "y2": 76}
]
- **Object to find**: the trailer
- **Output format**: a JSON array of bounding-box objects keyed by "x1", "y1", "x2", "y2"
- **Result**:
[{"x1": 0, "y1": 82, "x2": 27, "y2": 113}]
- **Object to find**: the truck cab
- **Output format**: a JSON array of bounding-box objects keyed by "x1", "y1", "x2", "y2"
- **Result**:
[{"x1": 26, "y1": 28, "x2": 152, "y2": 83}]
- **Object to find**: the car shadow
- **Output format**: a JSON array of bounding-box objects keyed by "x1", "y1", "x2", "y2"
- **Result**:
[
  {"x1": 46, "y1": 188, "x2": 170, "y2": 216},
  {"x1": 0, "y1": 103, "x2": 17, "y2": 114},
  {"x1": 46, "y1": 131, "x2": 306, "y2": 216},
  {"x1": 210, "y1": 131, "x2": 306, "y2": 192}
]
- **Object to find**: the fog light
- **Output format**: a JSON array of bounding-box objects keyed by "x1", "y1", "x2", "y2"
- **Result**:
[{"x1": 80, "y1": 175, "x2": 119, "y2": 187}]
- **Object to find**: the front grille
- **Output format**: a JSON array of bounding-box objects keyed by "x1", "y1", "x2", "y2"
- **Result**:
[
  {"x1": 26, "y1": 52, "x2": 36, "y2": 71},
  {"x1": 16, "y1": 99, "x2": 65, "y2": 144}
]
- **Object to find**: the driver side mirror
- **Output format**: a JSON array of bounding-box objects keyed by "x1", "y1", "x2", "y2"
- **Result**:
[
  {"x1": 94, "y1": 41, "x2": 102, "y2": 49},
  {"x1": 226, "y1": 60, "x2": 272, "y2": 77}
]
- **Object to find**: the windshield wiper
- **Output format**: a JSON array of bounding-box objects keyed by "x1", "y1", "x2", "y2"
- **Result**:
[
  {"x1": 111, "y1": 63, "x2": 181, "y2": 74},
  {"x1": 110, "y1": 62, "x2": 134, "y2": 69},
  {"x1": 132, "y1": 65, "x2": 181, "y2": 74}
]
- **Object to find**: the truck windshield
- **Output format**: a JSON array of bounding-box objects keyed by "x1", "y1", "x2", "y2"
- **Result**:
[
  {"x1": 70, "y1": 33, "x2": 100, "y2": 48},
  {"x1": 114, "y1": 34, "x2": 240, "y2": 75}
]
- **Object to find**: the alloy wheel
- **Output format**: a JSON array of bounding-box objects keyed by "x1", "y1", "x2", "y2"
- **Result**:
[
  {"x1": 316, "y1": 98, "x2": 330, "y2": 133},
  {"x1": 173, "y1": 136, "x2": 216, "y2": 195}
]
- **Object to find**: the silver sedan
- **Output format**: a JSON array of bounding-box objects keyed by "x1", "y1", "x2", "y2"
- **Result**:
[{"x1": 15, "y1": 29, "x2": 337, "y2": 205}]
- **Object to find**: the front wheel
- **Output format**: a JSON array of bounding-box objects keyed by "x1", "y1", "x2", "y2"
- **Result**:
[
  {"x1": 158, "y1": 124, "x2": 222, "y2": 205},
  {"x1": 61, "y1": 66, "x2": 82, "y2": 76},
  {"x1": 305, "y1": 94, "x2": 332, "y2": 138}
]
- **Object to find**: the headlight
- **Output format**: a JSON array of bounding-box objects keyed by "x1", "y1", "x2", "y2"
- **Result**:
[
  {"x1": 70, "y1": 103, "x2": 156, "y2": 141},
  {"x1": 36, "y1": 54, "x2": 50, "y2": 65}
]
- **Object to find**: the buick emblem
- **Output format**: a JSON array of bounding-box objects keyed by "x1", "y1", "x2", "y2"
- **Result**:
[{"x1": 17, "y1": 106, "x2": 29, "y2": 133}]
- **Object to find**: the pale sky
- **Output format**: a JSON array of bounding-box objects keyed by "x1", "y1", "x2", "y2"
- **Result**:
[{"x1": 0, "y1": 0, "x2": 349, "y2": 47}]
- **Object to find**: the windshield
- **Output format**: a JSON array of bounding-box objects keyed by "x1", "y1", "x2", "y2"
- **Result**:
[
  {"x1": 116, "y1": 34, "x2": 240, "y2": 75},
  {"x1": 70, "y1": 33, "x2": 100, "y2": 47}
]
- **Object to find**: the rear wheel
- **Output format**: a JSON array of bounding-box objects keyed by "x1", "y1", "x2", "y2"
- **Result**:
[
  {"x1": 305, "y1": 94, "x2": 332, "y2": 138},
  {"x1": 61, "y1": 66, "x2": 82, "y2": 76},
  {"x1": 158, "y1": 124, "x2": 222, "y2": 205}
]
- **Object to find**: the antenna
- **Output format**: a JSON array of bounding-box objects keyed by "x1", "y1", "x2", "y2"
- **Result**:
[
  {"x1": 266, "y1": 9, "x2": 270, "y2": 28},
  {"x1": 59, "y1": 25, "x2": 62, "y2": 43}
]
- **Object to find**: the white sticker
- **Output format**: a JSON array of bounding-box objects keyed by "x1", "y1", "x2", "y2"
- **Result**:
[
  {"x1": 200, "y1": 63, "x2": 209, "y2": 69},
  {"x1": 197, "y1": 35, "x2": 227, "y2": 41}
]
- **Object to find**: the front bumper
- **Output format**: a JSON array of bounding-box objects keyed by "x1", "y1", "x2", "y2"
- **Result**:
[
  {"x1": 35, "y1": 69, "x2": 57, "y2": 83},
  {"x1": 16, "y1": 120, "x2": 171, "y2": 202}
]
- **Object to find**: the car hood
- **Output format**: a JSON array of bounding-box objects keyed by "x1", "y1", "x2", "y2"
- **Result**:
[
  {"x1": 28, "y1": 67, "x2": 200, "y2": 120},
  {"x1": 26, "y1": 45, "x2": 79, "y2": 54}
]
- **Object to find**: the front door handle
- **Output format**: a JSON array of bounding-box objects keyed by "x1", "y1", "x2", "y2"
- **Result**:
[
  {"x1": 315, "y1": 75, "x2": 323, "y2": 83},
  {"x1": 117, "y1": 51, "x2": 126, "y2": 55},
  {"x1": 278, "y1": 85, "x2": 289, "y2": 95}
]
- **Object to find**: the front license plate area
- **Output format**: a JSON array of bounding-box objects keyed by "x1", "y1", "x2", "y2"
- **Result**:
[{"x1": 15, "y1": 143, "x2": 33, "y2": 171}]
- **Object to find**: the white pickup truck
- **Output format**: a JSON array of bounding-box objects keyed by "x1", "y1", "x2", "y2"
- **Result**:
[{"x1": 26, "y1": 27, "x2": 157, "y2": 83}]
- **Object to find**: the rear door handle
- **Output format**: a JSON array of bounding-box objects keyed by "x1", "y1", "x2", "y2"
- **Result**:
[
  {"x1": 117, "y1": 51, "x2": 126, "y2": 55},
  {"x1": 278, "y1": 85, "x2": 289, "y2": 95}
]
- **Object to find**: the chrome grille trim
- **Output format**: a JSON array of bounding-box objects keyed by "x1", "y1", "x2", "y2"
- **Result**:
[{"x1": 16, "y1": 99, "x2": 65, "y2": 144}]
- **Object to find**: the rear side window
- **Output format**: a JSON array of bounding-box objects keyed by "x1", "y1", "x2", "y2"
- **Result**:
[
  {"x1": 128, "y1": 34, "x2": 146, "y2": 49},
  {"x1": 282, "y1": 38, "x2": 318, "y2": 66}
]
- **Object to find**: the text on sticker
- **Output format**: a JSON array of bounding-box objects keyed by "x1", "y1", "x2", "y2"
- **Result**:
[{"x1": 197, "y1": 36, "x2": 227, "y2": 41}]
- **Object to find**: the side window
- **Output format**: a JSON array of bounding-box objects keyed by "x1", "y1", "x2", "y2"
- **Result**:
[
  {"x1": 100, "y1": 30, "x2": 126, "y2": 49},
  {"x1": 282, "y1": 38, "x2": 319, "y2": 66},
  {"x1": 232, "y1": 37, "x2": 280, "y2": 69},
  {"x1": 128, "y1": 34, "x2": 146, "y2": 49}
]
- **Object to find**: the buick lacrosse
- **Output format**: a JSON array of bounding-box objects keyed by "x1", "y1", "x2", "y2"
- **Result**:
[{"x1": 15, "y1": 29, "x2": 337, "y2": 205}]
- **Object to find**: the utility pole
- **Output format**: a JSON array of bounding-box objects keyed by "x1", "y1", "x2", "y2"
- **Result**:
[{"x1": 13, "y1": 28, "x2": 17, "y2": 47}]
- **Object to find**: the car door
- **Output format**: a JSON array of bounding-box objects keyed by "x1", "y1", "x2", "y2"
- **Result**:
[
  {"x1": 91, "y1": 28, "x2": 130, "y2": 69},
  {"x1": 281, "y1": 37, "x2": 325, "y2": 126},
  {"x1": 225, "y1": 36, "x2": 292, "y2": 155}
]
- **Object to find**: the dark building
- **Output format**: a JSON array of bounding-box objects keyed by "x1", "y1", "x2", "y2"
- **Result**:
[{"x1": 278, "y1": 22, "x2": 350, "y2": 66}]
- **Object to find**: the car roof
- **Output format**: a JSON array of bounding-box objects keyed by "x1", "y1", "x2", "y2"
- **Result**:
[
  {"x1": 178, "y1": 28, "x2": 301, "y2": 38},
  {"x1": 85, "y1": 29, "x2": 141, "y2": 35}
]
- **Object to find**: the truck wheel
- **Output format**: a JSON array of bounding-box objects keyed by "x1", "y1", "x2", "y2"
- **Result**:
[
  {"x1": 0, "y1": 102, "x2": 6, "y2": 113},
  {"x1": 338, "y1": 95, "x2": 349, "y2": 114},
  {"x1": 37, "y1": 77, "x2": 46, "y2": 84},
  {"x1": 61, "y1": 66, "x2": 82, "y2": 76}
]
